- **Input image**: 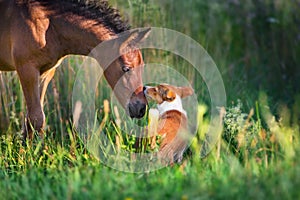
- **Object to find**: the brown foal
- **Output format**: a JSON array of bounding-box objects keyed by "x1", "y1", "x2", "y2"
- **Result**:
[{"x1": 0, "y1": 0, "x2": 150, "y2": 139}]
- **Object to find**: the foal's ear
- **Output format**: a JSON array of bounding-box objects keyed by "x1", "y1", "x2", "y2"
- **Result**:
[
  {"x1": 120, "y1": 28, "x2": 151, "y2": 52},
  {"x1": 177, "y1": 86, "x2": 194, "y2": 98}
]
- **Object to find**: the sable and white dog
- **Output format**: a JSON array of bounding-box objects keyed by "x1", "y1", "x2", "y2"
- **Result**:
[{"x1": 144, "y1": 84, "x2": 194, "y2": 164}]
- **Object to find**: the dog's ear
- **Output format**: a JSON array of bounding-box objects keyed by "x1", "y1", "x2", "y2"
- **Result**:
[
  {"x1": 159, "y1": 85, "x2": 176, "y2": 102},
  {"x1": 178, "y1": 86, "x2": 194, "y2": 98},
  {"x1": 166, "y1": 90, "x2": 176, "y2": 101}
]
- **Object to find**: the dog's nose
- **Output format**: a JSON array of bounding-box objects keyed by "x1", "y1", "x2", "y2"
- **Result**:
[{"x1": 143, "y1": 86, "x2": 146, "y2": 91}]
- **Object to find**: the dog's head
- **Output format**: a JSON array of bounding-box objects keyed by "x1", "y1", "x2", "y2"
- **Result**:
[{"x1": 144, "y1": 84, "x2": 194, "y2": 104}]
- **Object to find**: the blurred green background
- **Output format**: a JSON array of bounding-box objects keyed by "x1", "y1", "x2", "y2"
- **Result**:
[
  {"x1": 0, "y1": 1, "x2": 300, "y2": 199},
  {"x1": 118, "y1": 0, "x2": 300, "y2": 107}
]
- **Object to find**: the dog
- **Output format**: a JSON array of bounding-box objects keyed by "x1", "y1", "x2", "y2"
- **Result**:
[{"x1": 144, "y1": 84, "x2": 194, "y2": 164}]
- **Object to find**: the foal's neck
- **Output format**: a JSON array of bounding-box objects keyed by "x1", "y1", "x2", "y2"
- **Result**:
[{"x1": 54, "y1": 16, "x2": 116, "y2": 56}]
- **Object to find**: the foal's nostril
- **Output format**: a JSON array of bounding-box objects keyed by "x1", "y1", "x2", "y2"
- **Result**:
[
  {"x1": 128, "y1": 101, "x2": 147, "y2": 119},
  {"x1": 139, "y1": 104, "x2": 146, "y2": 117},
  {"x1": 136, "y1": 104, "x2": 146, "y2": 118}
]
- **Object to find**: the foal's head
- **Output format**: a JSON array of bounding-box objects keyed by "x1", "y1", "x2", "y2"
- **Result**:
[{"x1": 103, "y1": 28, "x2": 150, "y2": 118}]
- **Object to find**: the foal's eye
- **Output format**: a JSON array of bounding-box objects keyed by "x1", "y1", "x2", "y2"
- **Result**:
[{"x1": 122, "y1": 66, "x2": 131, "y2": 72}]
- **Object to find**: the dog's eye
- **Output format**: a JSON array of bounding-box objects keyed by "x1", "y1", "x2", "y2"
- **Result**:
[{"x1": 122, "y1": 66, "x2": 131, "y2": 72}]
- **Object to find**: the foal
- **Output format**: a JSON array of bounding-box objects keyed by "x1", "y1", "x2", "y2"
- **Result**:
[{"x1": 0, "y1": 0, "x2": 150, "y2": 139}]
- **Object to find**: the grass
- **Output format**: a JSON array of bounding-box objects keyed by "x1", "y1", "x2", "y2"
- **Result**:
[
  {"x1": 0, "y1": 95, "x2": 299, "y2": 199},
  {"x1": 1, "y1": 0, "x2": 300, "y2": 199}
]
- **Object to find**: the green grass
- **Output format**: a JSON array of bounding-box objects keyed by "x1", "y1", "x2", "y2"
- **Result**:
[
  {"x1": 1, "y1": 0, "x2": 300, "y2": 199},
  {"x1": 0, "y1": 96, "x2": 299, "y2": 199}
]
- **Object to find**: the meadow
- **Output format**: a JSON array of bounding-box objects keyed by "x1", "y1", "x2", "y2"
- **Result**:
[{"x1": 0, "y1": 0, "x2": 300, "y2": 199}]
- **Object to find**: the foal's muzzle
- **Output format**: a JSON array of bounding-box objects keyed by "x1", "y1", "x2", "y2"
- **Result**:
[
  {"x1": 128, "y1": 91, "x2": 147, "y2": 118},
  {"x1": 128, "y1": 101, "x2": 146, "y2": 119}
]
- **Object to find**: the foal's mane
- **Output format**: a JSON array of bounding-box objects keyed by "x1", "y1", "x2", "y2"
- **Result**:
[{"x1": 19, "y1": 0, "x2": 130, "y2": 34}]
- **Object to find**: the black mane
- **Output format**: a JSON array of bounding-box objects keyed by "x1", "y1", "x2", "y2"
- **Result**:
[{"x1": 21, "y1": 0, "x2": 130, "y2": 33}]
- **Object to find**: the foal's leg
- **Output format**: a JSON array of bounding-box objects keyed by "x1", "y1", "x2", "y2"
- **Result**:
[
  {"x1": 17, "y1": 65, "x2": 44, "y2": 140},
  {"x1": 39, "y1": 67, "x2": 56, "y2": 107}
]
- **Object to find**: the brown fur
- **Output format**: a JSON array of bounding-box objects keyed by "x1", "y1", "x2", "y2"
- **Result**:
[
  {"x1": 157, "y1": 110, "x2": 189, "y2": 165},
  {"x1": 145, "y1": 84, "x2": 194, "y2": 164},
  {"x1": 0, "y1": 0, "x2": 150, "y2": 139}
]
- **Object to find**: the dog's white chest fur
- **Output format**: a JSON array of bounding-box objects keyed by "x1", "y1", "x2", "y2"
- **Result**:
[{"x1": 157, "y1": 94, "x2": 186, "y2": 116}]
